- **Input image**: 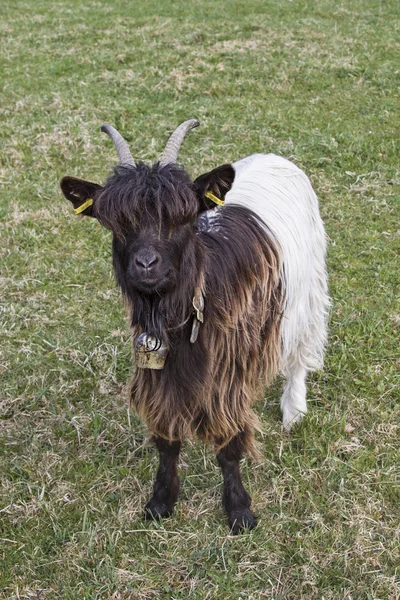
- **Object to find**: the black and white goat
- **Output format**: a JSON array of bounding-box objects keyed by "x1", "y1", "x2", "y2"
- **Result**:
[{"x1": 61, "y1": 120, "x2": 329, "y2": 533}]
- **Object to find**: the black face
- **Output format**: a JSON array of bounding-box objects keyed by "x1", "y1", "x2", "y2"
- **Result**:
[
  {"x1": 112, "y1": 220, "x2": 193, "y2": 296},
  {"x1": 87, "y1": 162, "x2": 200, "y2": 298}
]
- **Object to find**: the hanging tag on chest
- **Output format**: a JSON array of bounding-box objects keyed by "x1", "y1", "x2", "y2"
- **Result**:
[
  {"x1": 190, "y1": 291, "x2": 205, "y2": 344},
  {"x1": 135, "y1": 333, "x2": 168, "y2": 370},
  {"x1": 190, "y1": 319, "x2": 200, "y2": 343}
]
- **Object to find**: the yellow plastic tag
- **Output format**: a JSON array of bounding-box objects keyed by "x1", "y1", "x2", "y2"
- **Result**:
[
  {"x1": 74, "y1": 198, "x2": 94, "y2": 214},
  {"x1": 205, "y1": 191, "x2": 225, "y2": 206}
]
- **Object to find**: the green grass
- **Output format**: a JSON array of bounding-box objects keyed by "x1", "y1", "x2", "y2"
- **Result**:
[{"x1": 1, "y1": 0, "x2": 399, "y2": 598}]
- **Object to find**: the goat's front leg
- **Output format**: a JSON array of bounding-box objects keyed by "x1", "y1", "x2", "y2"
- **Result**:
[
  {"x1": 217, "y1": 433, "x2": 256, "y2": 534},
  {"x1": 144, "y1": 437, "x2": 181, "y2": 520}
]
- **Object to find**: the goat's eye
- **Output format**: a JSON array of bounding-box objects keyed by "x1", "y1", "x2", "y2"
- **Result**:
[{"x1": 113, "y1": 235, "x2": 130, "y2": 251}]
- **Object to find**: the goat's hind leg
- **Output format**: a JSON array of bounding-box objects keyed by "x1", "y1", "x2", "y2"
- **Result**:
[
  {"x1": 217, "y1": 433, "x2": 256, "y2": 534},
  {"x1": 144, "y1": 437, "x2": 181, "y2": 520},
  {"x1": 281, "y1": 354, "x2": 308, "y2": 432}
]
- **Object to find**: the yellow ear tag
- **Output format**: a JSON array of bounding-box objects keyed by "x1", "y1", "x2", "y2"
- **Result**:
[
  {"x1": 74, "y1": 198, "x2": 94, "y2": 214},
  {"x1": 205, "y1": 191, "x2": 225, "y2": 206}
]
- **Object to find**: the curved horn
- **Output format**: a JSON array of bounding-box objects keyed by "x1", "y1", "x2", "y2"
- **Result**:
[
  {"x1": 101, "y1": 124, "x2": 135, "y2": 166},
  {"x1": 159, "y1": 119, "x2": 200, "y2": 166}
]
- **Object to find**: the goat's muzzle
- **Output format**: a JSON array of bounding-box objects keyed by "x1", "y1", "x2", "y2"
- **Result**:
[{"x1": 128, "y1": 254, "x2": 175, "y2": 294}]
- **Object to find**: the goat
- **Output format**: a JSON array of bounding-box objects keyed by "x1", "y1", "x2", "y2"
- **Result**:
[{"x1": 60, "y1": 120, "x2": 329, "y2": 533}]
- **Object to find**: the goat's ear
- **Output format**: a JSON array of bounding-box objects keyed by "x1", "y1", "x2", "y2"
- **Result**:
[
  {"x1": 60, "y1": 176, "x2": 103, "y2": 218},
  {"x1": 193, "y1": 164, "x2": 235, "y2": 212}
]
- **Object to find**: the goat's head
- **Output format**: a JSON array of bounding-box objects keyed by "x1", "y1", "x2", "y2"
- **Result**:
[{"x1": 60, "y1": 120, "x2": 235, "y2": 301}]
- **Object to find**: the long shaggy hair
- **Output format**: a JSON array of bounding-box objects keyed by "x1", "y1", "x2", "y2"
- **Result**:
[
  {"x1": 92, "y1": 163, "x2": 284, "y2": 456},
  {"x1": 129, "y1": 206, "x2": 283, "y2": 458},
  {"x1": 95, "y1": 163, "x2": 200, "y2": 236}
]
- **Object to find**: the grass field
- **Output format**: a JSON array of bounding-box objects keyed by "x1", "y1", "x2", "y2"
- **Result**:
[{"x1": 1, "y1": 0, "x2": 399, "y2": 598}]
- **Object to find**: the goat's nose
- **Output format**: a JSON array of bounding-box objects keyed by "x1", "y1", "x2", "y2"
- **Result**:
[{"x1": 134, "y1": 251, "x2": 160, "y2": 270}]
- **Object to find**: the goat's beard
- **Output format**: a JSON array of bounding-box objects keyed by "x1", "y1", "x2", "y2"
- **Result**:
[
  {"x1": 127, "y1": 287, "x2": 192, "y2": 346},
  {"x1": 123, "y1": 261, "x2": 194, "y2": 343}
]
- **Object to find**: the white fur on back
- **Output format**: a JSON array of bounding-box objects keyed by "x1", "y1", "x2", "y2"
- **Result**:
[{"x1": 227, "y1": 153, "x2": 329, "y2": 372}]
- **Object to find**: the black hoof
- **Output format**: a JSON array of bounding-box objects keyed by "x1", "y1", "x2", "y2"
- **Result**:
[
  {"x1": 144, "y1": 498, "x2": 173, "y2": 520},
  {"x1": 228, "y1": 509, "x2": 257, "y2": 534}
]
